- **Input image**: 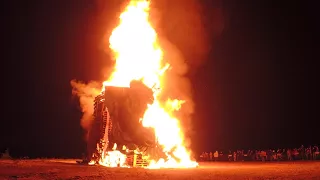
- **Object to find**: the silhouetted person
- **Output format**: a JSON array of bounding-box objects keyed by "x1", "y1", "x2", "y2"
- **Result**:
[
  {"x1": 228, "y1": 150, "x2": 232, "y2": 161},
  {"x1": 306, "y1": 146, "x2": 311, "y2": 160},
  {"x1": 260, "y1": 150, "x2": 266, "y2": 162},
  {"x1": 313, "y1": 146, "x2": 319, "y2": 160},
  {"x1": 300, "y1": 145, "x2": 305, "y2": 160},
  {"x1": 214, "y1": 151, "x2": 219, "y2": 161},
  {"x1": 287, "y1": 149, "x2": 292, "y2": 160}
]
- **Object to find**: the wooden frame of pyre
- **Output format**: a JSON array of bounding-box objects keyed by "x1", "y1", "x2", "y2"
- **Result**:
[{"x1": 86, "y1": 80, "x2": 163, "y2": 164}]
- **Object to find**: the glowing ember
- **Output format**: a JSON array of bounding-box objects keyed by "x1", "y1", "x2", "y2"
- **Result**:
[{"x1": 99, "y1": 0, "x2": 197, "y2": 168}]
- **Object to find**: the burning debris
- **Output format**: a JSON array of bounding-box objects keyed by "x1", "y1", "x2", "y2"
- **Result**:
[{"x1": 74, "y1": 0, "x2": 198, "y2": 168}]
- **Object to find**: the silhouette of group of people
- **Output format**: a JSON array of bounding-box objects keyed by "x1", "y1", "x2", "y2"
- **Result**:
[{"x1": 200, "y1": 145, "x2": 319, "y2": 161}]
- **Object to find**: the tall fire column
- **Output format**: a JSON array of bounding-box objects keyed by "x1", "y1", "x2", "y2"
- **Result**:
[{"x1": 86, "y1": 80, "x2": 161, "y2": 164}]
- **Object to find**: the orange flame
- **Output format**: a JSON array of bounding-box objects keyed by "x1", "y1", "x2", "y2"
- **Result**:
[
  {"x1": 103, "y1": 0, "x2": 165, "y2": 89},
  {"x1": 98, "y1": 143, "x2": 128, "y2": 167},
  {"x1": 102, "y1": 0, "x2": 197, "y2": 168}
]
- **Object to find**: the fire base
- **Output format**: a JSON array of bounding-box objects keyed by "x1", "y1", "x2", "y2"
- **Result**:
[{"x1": 84, "y1": 80, "x2": 164, "y2": 167}]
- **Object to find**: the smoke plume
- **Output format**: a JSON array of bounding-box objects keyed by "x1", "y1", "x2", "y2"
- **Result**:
[
  {"x1": 70, "y1": 80, "x2": 101, "y2": 139},
  {"x1": 77, "y1": 0, "x2": 224, "y2": 149},
  {"x1": 149, "y1": 0, "x2": 225, "y2": 144}
]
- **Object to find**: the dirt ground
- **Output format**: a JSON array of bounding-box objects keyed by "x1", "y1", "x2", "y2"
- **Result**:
[{"x1": 0, "y1": 159, "x2": 319, "y2": 180}]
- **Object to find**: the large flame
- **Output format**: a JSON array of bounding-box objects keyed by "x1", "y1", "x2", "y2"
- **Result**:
[{"x1": 102, "y1": 0, "x2": 197, "y2": 168}]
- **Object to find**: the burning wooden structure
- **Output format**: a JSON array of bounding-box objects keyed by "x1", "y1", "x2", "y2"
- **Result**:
[{"x1": 85, "y1": 80, "x2": 162, "y2": 167}]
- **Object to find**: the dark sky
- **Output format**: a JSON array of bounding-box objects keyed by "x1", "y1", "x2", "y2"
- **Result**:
[{"x1": 2, "y1": 0, "x2": 319, "y2": 158}]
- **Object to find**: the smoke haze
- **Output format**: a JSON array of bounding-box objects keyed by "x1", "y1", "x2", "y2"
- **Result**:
[
  {"x1": 149, "y1": 0, "x2": 224, "y2": 144},
  {"x1": 70, "y1": 80, "x2": 101, "y2": 139},
  {"x1": 74, "y1": 0, "x2": 224, "y2": 148}
]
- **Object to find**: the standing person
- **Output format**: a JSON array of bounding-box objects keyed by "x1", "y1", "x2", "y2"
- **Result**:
[
  {"x1": 276, "y1": 149, "x2": 282, "y2": 161},
  {"x1": 219, "y1": 151, "x2": 224, "y2": 161},
  {"x1": 247, "y1": 150, "x2": 251, "y2": 161},
  {"x1": 200, "y1": 152, "x2": 205, "y2": 161},
  {"x1": 251, "y1": 150, "x2": 257, "y2": 161},
  {"x1": 287, "y1": 149, "x2": 292, "y2": 160},
  {"x1": 267, "y1": 149, "x2": 272, "y2": 161},
  {"x1": 237, "y1": 150, "x2": 241, "y2": 161},
  {"x1": 205, "y1": 152, "x2": 209, "y2": 161},
  {"x1": 209, "y1": 152, "x2": 213, "y2": 161},
  {"x1": 260, "y1": 150, "x2": 266, "y2": 162},
  {"x1": 255, "y1": 150, "x2": 260, "y2": 161},
  {"x1": 306, "y1": 146, "x2": 311, "y2": 160},
  {"x1": 300, "y1": 145, "x2": 305, "y2": 160},
  {"x1": 313, "y1": 145, "x2": 319, "y2": 160},
  {"x1": 293, "y1": 148, "x2": 299, "y2": 160},
  {"x1": 240, "y1": 150, "x2": 244, "y2": 161},
  {"x1": 214, "y1": 151, "x2": 219, "y2": 161},
  {"x1": 228, "y1": 150, "x2": 232, "y2": 161}
]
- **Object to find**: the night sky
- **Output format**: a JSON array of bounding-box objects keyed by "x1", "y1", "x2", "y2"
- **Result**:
[{"x1": 2, "y1": 0, "x2": 318, "y2": 158}]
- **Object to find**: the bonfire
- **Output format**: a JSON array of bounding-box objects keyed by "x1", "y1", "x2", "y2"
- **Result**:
[{"x1": 75, "y1": 0, "x2": 197, "y2": 169}]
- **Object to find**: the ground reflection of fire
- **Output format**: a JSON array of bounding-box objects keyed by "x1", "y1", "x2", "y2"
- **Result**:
[{"x1": 87, "y1": 0, "x2": 198, "y2": 168}]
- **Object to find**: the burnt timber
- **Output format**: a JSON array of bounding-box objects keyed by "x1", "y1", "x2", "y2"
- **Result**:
[{"x1": 86, "y1": 80, "x2": 162, "y2": 164}]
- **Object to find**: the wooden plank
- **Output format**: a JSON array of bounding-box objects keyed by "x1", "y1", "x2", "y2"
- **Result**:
[{"x1": 126, "y1": 154, "x2": 149, "y2": 167}]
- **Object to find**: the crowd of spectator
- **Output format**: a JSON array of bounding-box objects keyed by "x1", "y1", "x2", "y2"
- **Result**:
[{"x1": 200, "y1": 145, "x2": 319, "y2": 161}]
